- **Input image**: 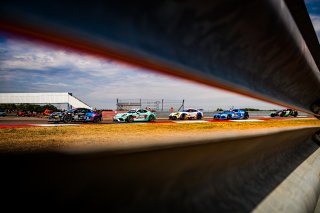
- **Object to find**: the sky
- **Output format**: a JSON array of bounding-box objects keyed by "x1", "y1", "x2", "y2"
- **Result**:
[
  {"x1": 305, "y1": 0, "x2": 320, "y2": 41},
  {"x1": 0, "y1": 1, "x2": 319, "y2": 111}
]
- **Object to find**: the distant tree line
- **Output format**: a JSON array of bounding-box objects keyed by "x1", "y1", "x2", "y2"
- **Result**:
[{"x1": 0, "y1": 104, "x2": 59, "y2": 113}]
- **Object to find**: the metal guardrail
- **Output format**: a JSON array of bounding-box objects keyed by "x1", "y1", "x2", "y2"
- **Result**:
[
  {"x1": 1, "y1": 0, "x2": 320, "y2": 212},
  {"x1": 1, "y1": 0, "x2": 320, "y2": 115},
  {"x1": 2, "y1": 127, "x2": 320, "y2": 212}
]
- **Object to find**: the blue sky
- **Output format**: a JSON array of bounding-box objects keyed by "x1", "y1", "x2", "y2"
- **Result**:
[
  {"x1": 0, "y1": 1, "x2": 319, "y2": 110},
  {"x1": 306, "y1": 0, "x2": 320, "y2": 41}
]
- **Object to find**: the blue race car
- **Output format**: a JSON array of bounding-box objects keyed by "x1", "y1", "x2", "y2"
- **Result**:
[{"x1": 213, "y1": 109, "x2": 249, "y2": 120}]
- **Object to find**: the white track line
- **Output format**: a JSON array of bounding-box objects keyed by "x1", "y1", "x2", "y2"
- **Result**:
[
  {"x1": 173, "y1": 120, "x2": 209, "y2": 123},
  {"x1": 31, "y1": 124, "x2": 80, "y2": 127},
  {"x1": 231, "y1": 119, "x2": 263, "y2": 122}
]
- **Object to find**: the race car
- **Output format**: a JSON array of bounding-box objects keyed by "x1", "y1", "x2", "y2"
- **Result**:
[
  {"x1": 17, "y1": 110, "x2": 33, "y2": 117},
  {"x1": 213, "y1": 109, "x2": 249, "y2": 120},
  {"x1": 270, "y1": 109, "x2": 298, "y2": 117},
  {"x1": 169, "y1": 108, "x2": 203, "y2": 120},
  {"x1": 48, "y1": 108, "x2": 102, "y2": 123},
  {"x1": 113, "y1": 109, "x2": 156, "y2": 122}
]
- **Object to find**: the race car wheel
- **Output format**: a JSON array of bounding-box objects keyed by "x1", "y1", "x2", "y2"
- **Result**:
[
  {"x1": 148, "y1": 115, "x2": 155, "y2": 122},
  {"x1": 93, "y1": 117, "x2": 100, "y2": 123},
  {"x1": 197, "y1": 114, "x2": 202, "y2": 120},
  {"x1": 127, "y1": 116, "x2": 133, "y2": 123},
  {"x1": 180, "y1": 114, "x2": 186, "y2": 120},
  {"x1": 244, "y1": 112, "x2": 249, "y2": 119},
  {"x1": 227, "y1": 114, "x2": 232, "y2": 120},
  {"x1": 63, "y1": 115, "x2": 72, "y2": 123}
]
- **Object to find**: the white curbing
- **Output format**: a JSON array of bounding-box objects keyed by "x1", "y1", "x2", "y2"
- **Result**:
[{"x1": 30, "y1": 124, "x2": 80, "y2": 127}]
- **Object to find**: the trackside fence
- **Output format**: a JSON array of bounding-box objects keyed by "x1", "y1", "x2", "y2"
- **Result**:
[{"x1": 116, "y1": 99, "x2": 184, "y2": 112}]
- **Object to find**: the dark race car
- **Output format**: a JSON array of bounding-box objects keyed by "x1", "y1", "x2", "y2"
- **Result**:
[
  {"x1": 17, "y1": 111, "x2": 33, "y2": 117},
  {"x1": 0, "y1": 111, "x2": 6, "y2": 117},
  {"x1": 270, "y1": 109, "x2": 298, "y2": 117},
  {"x1": 48, "y1": 108, "x2": 102, "y2": 123}
]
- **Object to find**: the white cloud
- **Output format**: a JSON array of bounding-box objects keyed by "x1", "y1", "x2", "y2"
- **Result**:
[
  {"x1": 32, "y1": 82, "x2": 69, "y2": 87},
  {"x1": 0, "y1": 37, "x2": 282, "y2": 110},
  {"x1": 0, "y1": 38, "x2": 133, "y2": 77}
]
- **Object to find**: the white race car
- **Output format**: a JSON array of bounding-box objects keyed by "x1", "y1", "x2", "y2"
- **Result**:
[{"x1": 169, "y1": 108, "x2": 203, "y2": 120}]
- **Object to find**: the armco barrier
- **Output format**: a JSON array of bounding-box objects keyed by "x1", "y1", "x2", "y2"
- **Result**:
[
  {"x1": 1, "y1": 127, "x2": 320, "y2": 212},
  {"x1": 1, "y1": 1, "x2": 320, "y2": 212}
]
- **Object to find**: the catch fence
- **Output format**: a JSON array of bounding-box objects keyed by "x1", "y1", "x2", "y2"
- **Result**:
[{"x1": 116, "y1": 99, "x2": 184, "y2": 112}]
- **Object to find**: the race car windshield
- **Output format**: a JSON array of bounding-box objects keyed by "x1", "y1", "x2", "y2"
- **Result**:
[
  {"x1": 127, "y1": 110, "x2": 136, "y2": 113},
  {"x1": 66, "y1": 109, "x2": 74, "y2": 113}
]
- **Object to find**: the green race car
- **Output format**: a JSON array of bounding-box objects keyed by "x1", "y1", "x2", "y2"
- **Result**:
[{"x1": 113, "y1": 109, "x2": 156, "y2": 123}]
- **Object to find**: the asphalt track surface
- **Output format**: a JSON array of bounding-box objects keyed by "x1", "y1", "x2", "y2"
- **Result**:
[{"x1": 0, "y1": 115, "x2": 314, "y2": 128}]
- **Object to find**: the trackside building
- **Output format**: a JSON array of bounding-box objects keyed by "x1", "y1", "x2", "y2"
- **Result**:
[{"x1": 0, "y1": 93, "x2": 91, "y2": 109}]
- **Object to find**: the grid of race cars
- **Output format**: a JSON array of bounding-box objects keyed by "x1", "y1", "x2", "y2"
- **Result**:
[{"x1": 47, "y1": 108, "x2": 299, "y2": 123}]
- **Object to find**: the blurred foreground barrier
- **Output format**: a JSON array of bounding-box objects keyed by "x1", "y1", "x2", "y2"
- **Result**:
[
  {"x1": 1, "y1": 0, "x2": 320, "y2": 212},
  {"x1": 1, "y1": 127, "x2": 320, "y2": 212},
  {"x1": 1, "y1": 0, "x2": 320, "y2": 115}
]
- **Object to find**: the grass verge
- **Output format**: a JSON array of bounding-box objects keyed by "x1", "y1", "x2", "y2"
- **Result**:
[{"x1": 0, "y1": 119, "x2": 319, "y2": 152}]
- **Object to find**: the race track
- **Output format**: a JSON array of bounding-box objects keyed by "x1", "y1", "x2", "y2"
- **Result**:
[{"x1": 0, "y1": 115, "x2": 314, "y2": 128}]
